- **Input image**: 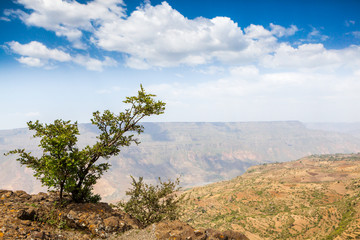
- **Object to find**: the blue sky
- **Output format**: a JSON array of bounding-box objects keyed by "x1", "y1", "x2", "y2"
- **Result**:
[{"x1": 1, "y1": 0, "x2": 360, "y2": 129}]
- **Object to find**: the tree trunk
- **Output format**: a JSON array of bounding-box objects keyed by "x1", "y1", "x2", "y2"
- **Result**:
[{"x1": 59, "y1": 182, "x2": 64, "y2": 203}]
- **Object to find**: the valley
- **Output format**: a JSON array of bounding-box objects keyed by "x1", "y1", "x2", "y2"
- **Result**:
[{"x1": 1, "y1": 121, "x2": 360, "y2": 202}]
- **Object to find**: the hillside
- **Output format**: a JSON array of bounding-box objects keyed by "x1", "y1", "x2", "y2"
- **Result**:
[
  {"x1": 180, "y1": 153, "x2": 360, "y2": 239},
  {"x1": 0, "y1": 189, "x2": 248, "y2": 239},
  {"x1": 1, "y1": 121, "x2": 360, "y2": 202}
]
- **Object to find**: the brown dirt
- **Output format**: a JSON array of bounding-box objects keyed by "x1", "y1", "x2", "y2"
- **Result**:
[{"x1": 180, "y1": 153, "x2": 360, "y2": 240}]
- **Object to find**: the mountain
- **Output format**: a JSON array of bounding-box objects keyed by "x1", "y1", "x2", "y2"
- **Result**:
[
  {"x1": 305, "y1": 122, "x2": 360, "y2": 139},
  {"x1": 180, "y1": 153, "x2": 360, "y2": 239},
  {"x1": 1, "y1": 121, "x2": 360, "y2": 202}
]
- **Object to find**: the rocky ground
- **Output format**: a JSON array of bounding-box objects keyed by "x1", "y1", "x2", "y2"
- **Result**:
[{"x1": 0, "y1": 189, "x2": 248, "y2": 239}]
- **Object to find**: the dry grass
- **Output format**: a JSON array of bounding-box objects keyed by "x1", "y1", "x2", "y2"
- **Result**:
[{"x1": 180, "y1": 153, "x2": 360, "y2": 240}]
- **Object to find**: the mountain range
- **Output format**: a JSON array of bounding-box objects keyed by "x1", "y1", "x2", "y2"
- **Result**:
[{"x1": 1, "y1": 121, "x2": 360, "y2": 202}]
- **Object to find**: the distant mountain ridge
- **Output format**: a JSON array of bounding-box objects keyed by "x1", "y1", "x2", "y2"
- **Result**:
[
  {"x1": 305, "y1": 122, "x2": 360, "y2": 139},
  {"x1": 1, "y1": 121, "x2": 360, "y2": 202}
]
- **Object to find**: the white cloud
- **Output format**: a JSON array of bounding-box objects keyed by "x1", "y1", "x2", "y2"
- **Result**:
[
  {"x1": 14, "y1": 0, "x2": 125, "y2": 48},
  {"x1": 244, "y1": 24, "x2": 273, "y2": 39},
  {"x1": 2, "y1": 0, "x2": 360, "y2": 123},
  {"x1": 229, "y1": 65, "x2": 259, "y2": 80},
  {"x1": 345, "y1": 20, "x2": 355, "y2": 27},
  {"x1": 6, "y1": 0, "x2": 360, "y2": 73},
  {"x1": 9, "y1": 41, "x2": 71, "y2": 62},
  {"x1": 261, "y1": 43, "x2": 360, "y2": 71},
  {"x1": 307, "y1": 27, "x2": 329, "y2": 42},
  {"x1": 8, "y1": 41, "x2": 116, "y2": 71},
  {"x1": 3, "y1": 8, "x2": 27, "y2": 20},
  {"x1": 8, "y1": 41, "x2": 71, "y2": 67},
  {"x1": 124, "y1": 56, "x2": 151, "y2": 70},
  {"x1": 352, "y1": 31, "x2": 360, "y2": 39},
  {"x1": 17, "y1": 56, "x2": 45, "y2": 67},
  {"x1": 148, "y1": 65, "x2": 360, "y2": 122},
  {"x1": 0, "y1": 16, "x2": 10, "y2": 22},
  {"x1": 73, "y1": 55, "x2": 117, "y2": 71},
  {"x1": 198, "y1": 66, "x2": 225, "y2": 75},
  {"x1": 270, "y1": 23, "x2": 298, "y2": 37},
  {"x1": 94, "y1": 2, "x2": 249, "y2": 67}
]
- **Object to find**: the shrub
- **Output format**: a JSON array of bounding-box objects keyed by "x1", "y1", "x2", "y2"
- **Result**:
[{"x1": 118, "y1": 176, "x2": 182, "y2": 227}]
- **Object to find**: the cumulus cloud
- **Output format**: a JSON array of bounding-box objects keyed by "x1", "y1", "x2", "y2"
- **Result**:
[
  {"x1": 124, "y1": 56, "x2": 151, "y2": 70},
  {"x1": 8, "y1": 41, "x2": 116, "y2": 71},
  {"x1": 9, "y1": 41, "x2": 71, "y2": 61},
  {"x1": 244, "y1": 24, "x2": 273, "y2": 39},
  {"x1": 261, "y1": 43, "x2": 360, "y2": 71},
  {"x1": 17, "y1": 56, "x2": 46, "y2": 67},
  {"x1": 5, "y1": 0, "x2": 360, "y2": 73},
  {"x1": 94, "y1": 2, "x2": 249, "y2": 68},
  {"x1": 8, "y1": 41, "x2": 71, "y2": 67},
  {"x1": 13, "y1": 0, "x2": 125, "y2": 48}
]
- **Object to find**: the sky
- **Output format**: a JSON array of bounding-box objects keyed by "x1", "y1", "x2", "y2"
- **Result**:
[{"x1": 1, "y1": 0, "x2": 360, "y2": 130}]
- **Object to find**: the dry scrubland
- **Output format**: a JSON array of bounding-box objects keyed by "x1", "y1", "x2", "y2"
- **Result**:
[
  {"x1": 181, "y1": 153, "x2": 360, "y2": 239},
  {"x1": 1, "y1": 153, "x2": 360, "y2": 239}
]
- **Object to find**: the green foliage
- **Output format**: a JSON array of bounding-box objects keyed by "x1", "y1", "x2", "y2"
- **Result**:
[
  {"x1": 118, "y1": 176, "x2": 182, "y2": 227},
  {"x1": 325, "y1": 197, "x2": 356, "y2": 239},
  {"x1": 6, "y1": 85, "x2": 165, "y2": 203},
  {"x1": 35, "y1": 202, "x2": 68, "y2": 229}
]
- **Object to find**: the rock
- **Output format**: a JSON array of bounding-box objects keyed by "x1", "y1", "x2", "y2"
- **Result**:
[
  {"x1": 205, "y1": 229, "x2": 249, "y2": 240},
  {"x1": 103, "y1": 216, "x2": 119, "y2": 231},
  {"x1": 20, "y1": 220, "x2": 32, "y2": 226},
  {"x1": 155, "y1": 220, "x2": 206, "y2": 240},
  {"x1": 14, "y1": 190, "x2": 31, "y2": 199},
  {"x1": 31, "y1": 192, "x2": 48, "y2": 202},
  {"x1": 17, "y1": 207, "x2": 36, "y2": 220},
  {"x1": 32, "y1": 231, "x2": 46, "y2": 239},
  {"x1": 0, "y1": 190, "x2": 13, "y2": 200},
  {"x1": 155, "y1": 221, "x2": 248, "y2": 240},
  {"x1": 0, "y1": 189, "x2": 248, "y2": 240}
]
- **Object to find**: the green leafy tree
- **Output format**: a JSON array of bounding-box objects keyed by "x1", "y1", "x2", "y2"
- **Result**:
[
  {"x1": 118, "y1": 176, "x2": 182, "y2": 227},
  {"x1": 6, "y1": 85, "x2": 165, "y2": 203}
]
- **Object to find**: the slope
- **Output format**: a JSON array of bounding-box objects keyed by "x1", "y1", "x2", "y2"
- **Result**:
[{"x1": 180, "y1": 153, "x2": 360, "y2": 239}]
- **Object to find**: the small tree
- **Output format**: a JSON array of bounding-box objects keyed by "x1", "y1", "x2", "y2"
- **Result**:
[
  {"x1": 6, "y1": 85, "x2": 165, "y2": 203},
  {"x1": 118, "y1": 176, "x2": 182, "y2": 227}
]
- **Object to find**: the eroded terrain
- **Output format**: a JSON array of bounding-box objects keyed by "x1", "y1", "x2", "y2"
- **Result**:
[{"x1": 181, "y1": 153, "x2": 360, "y2": 239}]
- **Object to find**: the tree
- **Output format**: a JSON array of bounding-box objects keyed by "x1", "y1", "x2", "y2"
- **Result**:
[
  {"x1": 6, "y1": 85, "x2": 165, "y2": 203},
  {"x1": 118, "y1": 176, "x2": 182, "y2": 227}
]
